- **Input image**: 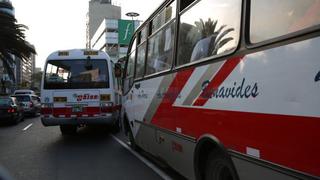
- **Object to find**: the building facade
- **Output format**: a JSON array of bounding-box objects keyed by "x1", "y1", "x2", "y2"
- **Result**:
[
  {"x1": 0, "y1": 0, "x2": 14, "y2": 16},
  {"x1": 15, "y1": 44, "x2": 35, "y2": 89},
  {"x1": 90, "y1": 19, "x2": 140, "y2": 62},
  {"x1": 87, "y1": 0, "x2": 121, "y2": 48}
]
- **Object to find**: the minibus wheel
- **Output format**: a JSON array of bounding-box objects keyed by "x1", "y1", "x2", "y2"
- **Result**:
[{"x1": 205, "y1": 150, "x2": 238, "y2": 180}]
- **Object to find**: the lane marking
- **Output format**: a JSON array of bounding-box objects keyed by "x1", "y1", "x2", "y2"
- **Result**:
[
  {"x1": 110, "y1": 134, "x2": 172, "y2": 180},
  {"x1": 22, "y1": 123, "x2": 33, "y2": 131}
]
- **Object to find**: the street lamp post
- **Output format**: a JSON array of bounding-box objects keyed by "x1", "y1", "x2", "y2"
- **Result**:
[
  {"x1": 125, "y1": 12, "x2": 139, "y2": 33},
  {"x1": 125, "y1": 12, "x2": 140, "y2": 21}
]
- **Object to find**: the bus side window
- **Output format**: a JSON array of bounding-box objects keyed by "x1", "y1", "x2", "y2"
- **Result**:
[
  {"x1": 177, "y1": 0, "x2": 241, "y2": 66},
  {"x1": 146, "y1": 1, "x2": 176, "y2": 75},
  {"x1": 250, "y1": 0, "x2": 320, "y2": 43},
  {"x1": 146, "y1": 22, "x2": 175, "y2": 75},
  {"x1": 138, "y1": 27, "x2": 148, "y2": 44},
  {"x1": 135, "y1": 43, "x2": 146, "y2": 79},
  {"x1": 151, "y1": 1, "x2": 176, "y2": 34},
  {"x1": 135, "y1": 26, "x2": 148, "y2": 79},
  {"x1": 123, "y1": 53, "x2": 135, "y2": 94},
  {"x1": 123, "y1": 35, "x2": 136, "y2": 94},
  {"x1": 180, "y1": 0, "x2": 196, "y2": 12}
]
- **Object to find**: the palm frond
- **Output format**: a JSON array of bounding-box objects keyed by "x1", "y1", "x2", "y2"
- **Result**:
[{"x1": 0, "y1": 10, "x2": 36, "y2": 81}]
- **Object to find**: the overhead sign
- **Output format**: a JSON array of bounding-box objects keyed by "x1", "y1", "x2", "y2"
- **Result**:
[{"x1": 118, "y1": 20, "x2": 134, "y2": 45}]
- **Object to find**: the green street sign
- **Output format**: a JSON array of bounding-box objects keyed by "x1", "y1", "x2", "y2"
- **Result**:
[{"x1": 118, "y1": 20, "x2": 134, "y2": 45}]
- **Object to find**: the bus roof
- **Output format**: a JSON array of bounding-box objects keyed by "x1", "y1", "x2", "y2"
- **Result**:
[{"x1": 46, "y1": 49, "x2": 110, "y2": 61}]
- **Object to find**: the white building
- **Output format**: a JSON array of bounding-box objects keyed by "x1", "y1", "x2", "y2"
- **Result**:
[
  {"x1": 90, "y1": 18, "x2": 140, "y2": 62},
  {"x1": 87, "y1": 0, "x2": 121, "y2": 47},
  {"x1": 15, "y1": 44, "x2": 35, "y2": 88}
]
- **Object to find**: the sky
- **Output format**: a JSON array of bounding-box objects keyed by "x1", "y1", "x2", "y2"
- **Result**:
[{"x1": 11, "y1": 0, "x2": 163, "y2": 70}]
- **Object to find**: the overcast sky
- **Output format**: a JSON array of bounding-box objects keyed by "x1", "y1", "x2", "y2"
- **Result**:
[{"x1": 11, "y1": 0, "x2": 163, "y2": 70}]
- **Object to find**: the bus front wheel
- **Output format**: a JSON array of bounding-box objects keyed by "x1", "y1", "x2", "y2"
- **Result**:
[
  {"x1": 60, "y1": 125, "x2": 77, "y2": 135},
  {"x1": 205, "y1": 150, "x2": 238, "y2": 180}
]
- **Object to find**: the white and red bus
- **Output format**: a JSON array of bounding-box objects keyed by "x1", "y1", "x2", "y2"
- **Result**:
[
  {"x1": 119, "y1": 0, "x2": 320, "y2": 179},
  {"x1": 41, "y1": 49, "x2": 121, "y2": 134}
]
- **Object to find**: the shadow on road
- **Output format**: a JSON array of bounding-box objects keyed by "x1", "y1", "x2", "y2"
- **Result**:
[{"x1": 50, "y1": 126, "x2": 113, "y2": 146}]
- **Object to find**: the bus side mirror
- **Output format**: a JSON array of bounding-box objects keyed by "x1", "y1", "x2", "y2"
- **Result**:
[{"x1": 114, "y1": 63, "x2": 122, "y2": 78}]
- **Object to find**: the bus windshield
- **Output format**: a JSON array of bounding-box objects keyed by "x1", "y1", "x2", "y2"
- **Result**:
[{"x1": 44, "y1": 59, "x2": 109, "y2": 89}]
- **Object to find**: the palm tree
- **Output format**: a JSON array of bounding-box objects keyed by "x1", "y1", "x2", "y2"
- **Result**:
[
  {"x1": 0, "y1": 13, "x2": 36, "y2": 80},
  {"x1": 193, "y1": 18, "x2": 234, "y2": 55},
  {"x1": 0, "y1": 2, "x2": 36, "y2": 93}
]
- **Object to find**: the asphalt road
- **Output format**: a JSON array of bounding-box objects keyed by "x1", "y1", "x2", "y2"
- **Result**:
[{"x1": 0, "y1": 116, "x2": 184, "y2": 180}]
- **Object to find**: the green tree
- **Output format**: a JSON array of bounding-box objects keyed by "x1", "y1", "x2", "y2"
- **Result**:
[{"x1": 0, "y1": 9, "x2": 36, "y2": 82}]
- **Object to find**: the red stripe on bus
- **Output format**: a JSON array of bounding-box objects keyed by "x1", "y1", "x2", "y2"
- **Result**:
[
  {"x1": 151, "y1": 68, "x2": 194, "y2": 130},
  {"x1": 149, "y1": 64, "x2": 319, "y2": 176},
  {"x1": 174, "y1": 107, "x2": 320, "y2": 177},
  {"x1": 193, "y1": 56, "x2": 243, "y2": 106},
  {"x1": 86, "y1": 107, "x2": 100, "y2": 115}
]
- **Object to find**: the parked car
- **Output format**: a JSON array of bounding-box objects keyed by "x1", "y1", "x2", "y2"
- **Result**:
[
  {"x1": 13, "y1": 89, "x2": 35, "y2": 95},
  {"x1": 11, "y1": 94, "x2": 40, "y2": 116},
  {"x1": 0, "y1": 96, "x2": 24, "y2": 124}
]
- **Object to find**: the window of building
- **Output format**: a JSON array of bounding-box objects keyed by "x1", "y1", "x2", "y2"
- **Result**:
[
  {"x1": 146, "y1": 22, "x2": 175, "y2": 75},
  {"x1": 107, "y1": 29, "x2": 118, "y2": 33},
  {"x1": 250, "y1": 0, "x2": 320, "y2": 43},
  {"x1": 177, "y1": 0, "x2": 241, "y2": 66}
]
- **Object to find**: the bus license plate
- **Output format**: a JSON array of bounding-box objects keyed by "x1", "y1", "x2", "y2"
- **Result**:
[{"x1": 72, "y1": 106, "x2": 82, "y2": 113}]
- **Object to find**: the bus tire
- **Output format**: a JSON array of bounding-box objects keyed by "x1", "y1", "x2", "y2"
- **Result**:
[
  {"x1": 205, "y1": 150, "x2": 238, "y2": 180},
  {"x1": 60, "y1": 125, "x2": 77, "y2": 135}
]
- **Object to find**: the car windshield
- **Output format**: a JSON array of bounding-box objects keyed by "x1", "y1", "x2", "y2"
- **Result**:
[
  {"x1": 0, "y1": 98, "x2": 11, "y2": 106},
  {"x1": 13, "y1": 96, "x2": 31, "y2": 102},
  {"x1": 44, "y1": 59, "x2": 109, "y2": 89}
]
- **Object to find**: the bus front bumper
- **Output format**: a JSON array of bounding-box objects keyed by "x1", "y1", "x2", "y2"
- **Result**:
[{"x1": 41, "y1": 114, "x2": 117, "y2": 126}]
